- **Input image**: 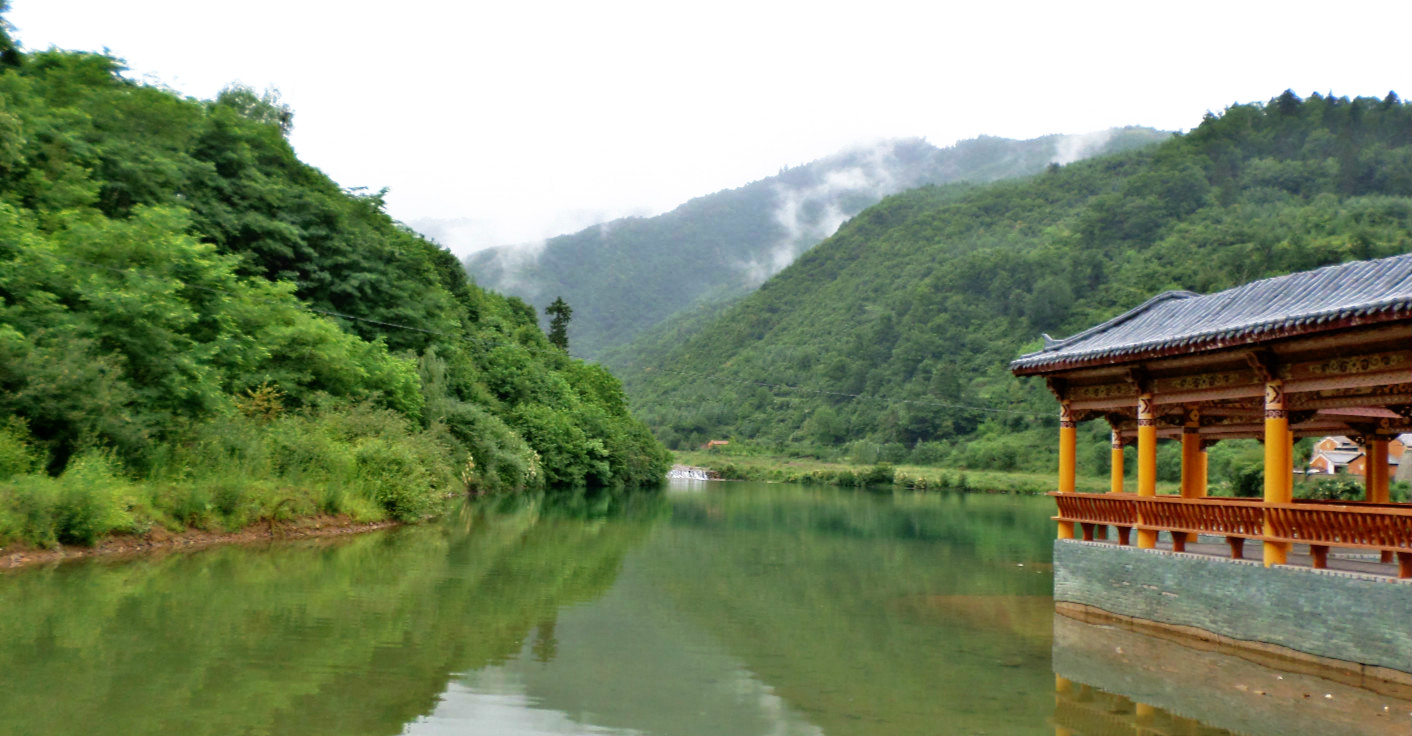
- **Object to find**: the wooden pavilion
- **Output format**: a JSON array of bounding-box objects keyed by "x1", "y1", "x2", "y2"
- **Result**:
[{"x1": 1011, "y1": 255, "x2": 1412, "y2": 578}]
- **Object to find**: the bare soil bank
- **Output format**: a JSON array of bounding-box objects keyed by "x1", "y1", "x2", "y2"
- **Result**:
[{"x1": 0, "y1": 515, "x2": 402, "y2": 571}]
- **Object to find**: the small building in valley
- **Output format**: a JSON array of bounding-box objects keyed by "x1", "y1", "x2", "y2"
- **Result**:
[{"x1": 1308, "y1": 433, "x2": 1410, "y2": 477}]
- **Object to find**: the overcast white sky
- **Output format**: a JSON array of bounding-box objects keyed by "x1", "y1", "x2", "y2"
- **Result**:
[{"x1": 8, "y1": 1, "x2": 1411, "y2": 256}]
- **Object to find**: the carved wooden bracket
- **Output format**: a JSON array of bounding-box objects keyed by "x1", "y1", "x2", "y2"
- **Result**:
[
  {"x1": 1245, "y1": 349, "x2": 1279, "y2": 384},
  {"x1": 1123, "y1": 366, "x2": 1151, "y2": 395},
  {"x1": 1157, "y1": 413, "x2": 1187, "y2": 428},
  {"x1": 1071, "y1": 409, "x2": 1101, "y2": 424}
]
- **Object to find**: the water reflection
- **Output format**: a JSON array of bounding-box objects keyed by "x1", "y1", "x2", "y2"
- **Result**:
[
  {"x1": 0, "y1": 481, "x2": 1400, "y2": 735},
  {"x1": 415, "y1": 483, "x2": 1061, "y2": 735},
  {"x1": 1052, "y1": 614, "x2": 1412, "y2": 736},
  {"x1": 0, "y1": 491, "x2": 667, "y2": 736}
]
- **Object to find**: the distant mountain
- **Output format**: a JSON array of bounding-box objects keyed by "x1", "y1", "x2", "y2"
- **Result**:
[
  {"x1": 622, "y1": 92, "x2": 1412, "y2": 470},
  {"x1": 463, "y1": 129, "x2": 1168, "y2": 359}
]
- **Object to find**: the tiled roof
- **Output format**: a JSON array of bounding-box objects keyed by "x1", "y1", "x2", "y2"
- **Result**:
[
  {"x1": 1312, "y1": 450, "x2": 1362, "y2": 466},
  {"x1": 1011, "y1": 254, "x2": 1412, "y2": 373}
]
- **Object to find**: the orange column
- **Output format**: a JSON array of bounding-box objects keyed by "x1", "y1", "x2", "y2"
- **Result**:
[
  {"x1": 1180, "y1": 409, "x2": 1201, "y2": 498},
  {"x1": 1369, "y1": 438, "x2": 1392, "y2": 564},
  {"x1": 1056, "y1": 403, "x2": 1076, "y2": 539},
  {"x1": 1135, "y1": 703, "x2": 1157, "y2": 729},
  {"x1": 1058, "y1": 403, "x2": 1077, "y2": 493},
  {"x1": 1369, "y1": 438, "x2": 1390, "y2": 503},
  {"x1": 1361, "y1": 437, "x2": 1374, "y2": 498},
  {"x1": 1198, "y1": 441, "x2": 1210, "y2": 497},
  {"x1": 1054, "y1": 675, "x2": 1074, "y2": 736},
  {"x1": 1110, "y1": 429, "x2": 1125, "y2": 494},
  {"x1": 1137, "y1": 393, "x2": 1158, "y2": 549},
  {"x1": 1263, "y1": 381, "x2": 1291, "y2": 567}
]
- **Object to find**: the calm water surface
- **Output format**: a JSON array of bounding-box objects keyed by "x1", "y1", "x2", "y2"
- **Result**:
[{"x1": 0, "y1": 481, "x2": 1404, "y2": 735}]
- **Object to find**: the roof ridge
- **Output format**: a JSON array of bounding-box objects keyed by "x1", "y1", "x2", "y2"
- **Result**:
[
  {"x1": 1038, "y1": 290, "x2": 1200, "y2": 352},
  {"x1": 1012, "y1": 254, "x2": 1412, "y2": 373}
]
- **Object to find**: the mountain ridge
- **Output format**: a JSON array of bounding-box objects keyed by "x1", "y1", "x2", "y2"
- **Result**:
[{"x1": 464, "y1": 128, "x2": 1168, "y2": 359}]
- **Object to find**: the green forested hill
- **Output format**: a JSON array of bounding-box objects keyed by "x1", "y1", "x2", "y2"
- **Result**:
[
  {"x1": 625, "y1": 92, "x2": 1412, "y2": 473},
  {"x1": 0, "y1": 26, "x2": 667, "y2": 546},
  {"x1": 465, "y1": 129, "x2": 1166, "y2": 361}
]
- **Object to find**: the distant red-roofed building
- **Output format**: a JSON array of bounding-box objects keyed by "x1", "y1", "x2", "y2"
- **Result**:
[{"x1": 1307, "y1": 434, "x2": 1410, "y2": 477}]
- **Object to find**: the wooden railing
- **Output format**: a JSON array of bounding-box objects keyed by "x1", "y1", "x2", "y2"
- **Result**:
[
  {"x1": 1266, "y1": 503, "x2": 1412, "y2": 549},
  {"x1": 1050, "y1": 492, "x2": 1412, "y2": 578},
  {"x1": 1132, "y1": 496, "x2": 1264, "y2": 539}
]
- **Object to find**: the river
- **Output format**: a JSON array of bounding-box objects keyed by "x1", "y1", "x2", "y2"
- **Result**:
[{"x1": 0, "y1": 480, "x2": 1404, "y2": 735}]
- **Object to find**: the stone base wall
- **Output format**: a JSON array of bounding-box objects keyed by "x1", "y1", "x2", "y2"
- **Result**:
[{"x1": 1053, "y1": 540, "x2": 1412, "y2": 678}]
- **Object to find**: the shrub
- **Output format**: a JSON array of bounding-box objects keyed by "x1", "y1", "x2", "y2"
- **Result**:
[
  {"x1": 860, "y1": 463, "x2": 896, "y2": 486},
  {"x1": 55, "y1": 451, "x2": 135, "y2": 543},
  {"x1": 0, "y1": 450, "x2": 140, "y2": 546},
  {"x1": 1298, "y1": 475, "x2": 1367, "y2": 501},
  {"x1": 353, "y1": 439, "x2": 436, "y2": 521},
  {"x1": 961, "y1": 437, "x2": 1019, "y2": 471},
  {"x1": 0, "y1": 417, "x2": 39, "y2": 480},
  {"x1": 908, "y1": 441, "x2": 948, "y2": 466},
  {"x1": 877, "y1": 443, "x2": 908, "y2": 464}
]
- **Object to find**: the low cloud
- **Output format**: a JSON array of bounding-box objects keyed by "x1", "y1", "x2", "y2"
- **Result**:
[
  {"x1": 1051, "y1": 129, "x2": 1116, "y2": 166},
  {"x1": 478, "y1": 239, "x2": 551, "y2": 300},
  {"x1": 410, "y1": 205, "x2": 655, "y2": 260},
  {"x1": 739, "y1": 140, "x2": 907, "y2": 287},
  {"x1": 410, "y1": 217, "x2": 517, "y2": 256}
]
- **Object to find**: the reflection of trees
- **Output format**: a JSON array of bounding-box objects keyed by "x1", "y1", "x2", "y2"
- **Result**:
[
  {"x1": 0, "y1": 492, "x2": 665, "y2": 736},
  {"x1": 645, "y1": 485, "x2": 1058, "y2": 735},
  {"x1": 669, "y1": 485, "x2": 1055, "y2": 567}
]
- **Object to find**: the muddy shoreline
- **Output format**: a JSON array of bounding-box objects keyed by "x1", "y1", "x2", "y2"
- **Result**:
[{"x1": 0, "y1": 515, "x2": 403, "y2": 571}]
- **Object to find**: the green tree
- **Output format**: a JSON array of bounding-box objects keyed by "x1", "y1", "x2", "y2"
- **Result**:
[
  {"x1": 0, "y1": 2, "x2": 20, "y2": 68},
  {"x1": 546, "y1": 297, "x2": 572, "y2": 351},
  {"x1": 0, "y1": 37, "x2": 669, "y2": 506}
]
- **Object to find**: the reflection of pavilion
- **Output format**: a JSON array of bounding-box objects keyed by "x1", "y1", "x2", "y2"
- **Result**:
[
  {"x1": 1050, "y1": 615, "x2": 1411, "y2": 736},
  {"x1": 1012, "y1": 255, "x2": 1412, "y2": 687}
]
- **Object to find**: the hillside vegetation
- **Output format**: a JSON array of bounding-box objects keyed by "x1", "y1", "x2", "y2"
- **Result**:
[
  {"x1": 0, "y1": 25, "x2": 668, "y2": 547},
  {"x1": 625, "y1": 91, "x2": 1412, "y2": 479},
  {"x1": 465, "y1": 129, "x2": 1166, "y2": 360}
]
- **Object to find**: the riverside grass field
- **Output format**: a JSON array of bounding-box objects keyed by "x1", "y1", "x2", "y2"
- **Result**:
[{"x1": 671, "y1": 450, "x2": 1160, "y2": 495}]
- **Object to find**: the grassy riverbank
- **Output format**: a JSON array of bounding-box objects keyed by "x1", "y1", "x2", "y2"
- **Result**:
[
  {"x1": 0, "y1": 405, "x2": 462, "y2": 552},
  {"x1": 676, "y1": 450, "x2": 1409, "y2": 502},
  {"x1": 0, "y1": 401, "x2": 659, "y2": 560},
  {"x1": 672, "y1": 450, "x2": 1173, "y2": 494}
]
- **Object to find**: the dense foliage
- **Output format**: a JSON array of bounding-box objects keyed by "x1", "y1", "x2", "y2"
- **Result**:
[
  {"x1": 465, "y1": 129, "x2": 1165, "y2": 361},
  {"x1": 0, "y1": 35, "x2": 667, "y2": 545},
  {"x1": 625, "y1": 91, "x2": 1412, "y2": 481}
]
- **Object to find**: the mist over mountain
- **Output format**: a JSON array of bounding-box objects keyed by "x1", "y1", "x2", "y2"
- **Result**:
[
  {"x1": 623, "y1": 92, "x2": 1411, "y2": 470},
  {"x1": 463, "y1": 129, "x2": 1167, "y2": 359}
]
